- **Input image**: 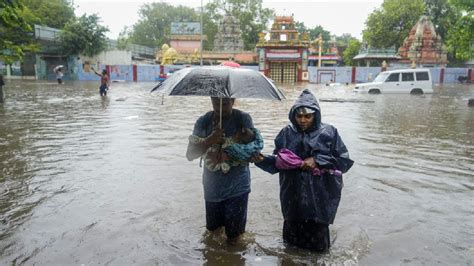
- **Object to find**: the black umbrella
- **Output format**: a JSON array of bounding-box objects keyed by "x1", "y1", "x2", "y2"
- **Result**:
[{"x1": 151, "y1": 66, "x2": 285, "y2": 127}]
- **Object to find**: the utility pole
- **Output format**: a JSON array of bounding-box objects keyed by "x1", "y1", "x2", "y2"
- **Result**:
[
  {"x1": 200, "y1": 0, "x2": 203, "y2": 66},
  {"x1": 317, "y1": 34, "x2": 322, "y2": 67}
]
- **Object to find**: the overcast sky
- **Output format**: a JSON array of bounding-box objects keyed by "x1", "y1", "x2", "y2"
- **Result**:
[{"x1": 73, "y1": 0, "x2": 383, "y2": 40}]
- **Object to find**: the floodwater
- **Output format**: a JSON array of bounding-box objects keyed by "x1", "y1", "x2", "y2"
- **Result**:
[{"x1": 0, "y1": 80, "x2": 473, "y2": 265}]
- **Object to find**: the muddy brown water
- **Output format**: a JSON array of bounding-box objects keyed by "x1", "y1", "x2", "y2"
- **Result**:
[{"x1": 0, "y1": 80, "x2": 473, "y2": 265}]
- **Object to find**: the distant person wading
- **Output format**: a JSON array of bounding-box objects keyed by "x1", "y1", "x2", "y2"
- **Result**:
[
  {"x1": 92, "y1": 67, "x2": 110, "y2": 96},
  {"x1": 56, "y1": 68, "x2": 64, "y2": 84},
  {"x1": 0, "y1": 74, "x2": 5, "y2": 103}
]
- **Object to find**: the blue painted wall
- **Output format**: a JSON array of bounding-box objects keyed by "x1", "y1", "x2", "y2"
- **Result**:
[{"x1": 69, "y1": 62, "x2": 471, "y2": 84}]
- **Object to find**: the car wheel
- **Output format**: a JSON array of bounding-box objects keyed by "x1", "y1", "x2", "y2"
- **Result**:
[
  {"x1": 368, "y1": 89, "x2": 381, "y2": 94},
  {"x1": 410, "y1": 89, "x2": 423, "y2": 95}
]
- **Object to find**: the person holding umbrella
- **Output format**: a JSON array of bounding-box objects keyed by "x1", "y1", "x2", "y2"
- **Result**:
[
  {"x1": 152, "y1": 66, "x2": 284, "y2": 242},
  {"x1": 54, "y1": 66, "x2": 64, "y2": 84},
  {"x1": 251, "y1": 89, "x2": 354, "y2": 252},
  {"x1": 186, "y1": 97, "x2": 256, "y2": 243}
]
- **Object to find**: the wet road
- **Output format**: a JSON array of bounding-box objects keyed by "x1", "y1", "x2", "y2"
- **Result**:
[{"x1": 0, "y1": 80, "x2": 473, "y2": 265}]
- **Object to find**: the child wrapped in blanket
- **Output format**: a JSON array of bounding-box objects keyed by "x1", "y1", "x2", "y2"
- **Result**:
[{"x1": 189, "y1": 127, "x2": 264, "y2": 173}]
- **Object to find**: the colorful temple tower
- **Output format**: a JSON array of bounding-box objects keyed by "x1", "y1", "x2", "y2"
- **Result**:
[
  {"x1": 213, "y1": 15, "x2": 244, "y2": 52},
  {"x1": 256, "y1": 15, "x2": 310, "y2": 82},
  {"x1": 398, "y1": 15, "x2": 448, "y2": 67}
]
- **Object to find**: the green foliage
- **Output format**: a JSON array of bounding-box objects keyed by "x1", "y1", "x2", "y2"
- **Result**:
[
  {"x1": 126, "y1": 0, "x2": 272, "y2": 50},
  {"x1": 363, "y1": 0, "x2": 425, "y2": 49},
  {"x1": 442, "y1": 0, "x2": 474, "y2": 62},
  {"x1": 129, "y1": 2, "x2": 199, "y2": 47},
  {"x1": 294, "y1": 21, "x2": 306, "y2": 33},
  {"x1": 336, "y1": 34, "x2": 359, "y2": 62},
  {"x1": 446, "y1": 12, "x2": 474, "y2": 61},
  {"x1": 202, "y1": 12, "x2": 218, "y2": 50},
  {"x1": 59, "y1": 14, "x2": 109, "y2": 57},
  {"x1": 0, "y1": 0, "x2": 38, "y2": 64},
  {"x1": 343, "y1": 39, "x2": 362, "y2": 66},
  {"x1": 294, "y1": 21, "x2": 331, "y2": 51},
  {"x1": 117, "y1": 27, "x2": 132, "y2": 50},
  {"x1": 448, "y1": 0, "x2": 474, "y2": 11},
  {"x1": 363, "y1": 0, "x2": 472, "y2": 62},
  {"x1": 23, "y1": 0, "x2": 75, "y2": 29},
  {"x1": 424, "y1": 0, "x2": 461, "y2": 40},
  {"x1": 306, "y1": 25, "x2": 331, "y2": 43},
  {"x1": 308, "y1": 26, "x2": 331, "y2": 52},
  {"x1": 206, "y1": 0, "x2": 274, "y2": 50},
  {"x1": 335, "y1": 33, "x2": 358, "y2": 47}
]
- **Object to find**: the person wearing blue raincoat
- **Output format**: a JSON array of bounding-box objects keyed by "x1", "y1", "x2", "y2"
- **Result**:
[{"x1": 252, "y1": 89, "x2": 354, "y2": 252}]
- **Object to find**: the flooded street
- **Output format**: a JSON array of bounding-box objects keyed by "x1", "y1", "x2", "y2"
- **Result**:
[{"x1": 1, "y1": 80, "x2": 473, "y2": 265}]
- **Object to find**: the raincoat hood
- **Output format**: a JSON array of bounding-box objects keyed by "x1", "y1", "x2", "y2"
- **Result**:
[
  {"x1": 255, "y1": 88, "x2": 354, "y2": 224},
  {"x1": 289, "y1": 89, "x2": 321, "y2": 132}
]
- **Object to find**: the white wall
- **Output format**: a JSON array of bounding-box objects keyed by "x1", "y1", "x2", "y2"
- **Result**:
[{"x1": 81, "y1": 49, "x2": 132, "y2": 66}]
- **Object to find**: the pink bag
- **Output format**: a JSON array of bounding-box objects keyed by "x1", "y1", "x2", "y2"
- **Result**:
[{"x1": 275, "y1": 148, "x2": 321, "y2": 176}]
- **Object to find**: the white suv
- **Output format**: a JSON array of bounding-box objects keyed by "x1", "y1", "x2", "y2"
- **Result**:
[{"x1": 353, "y1": 69, "x2": 433, "y2": 94}]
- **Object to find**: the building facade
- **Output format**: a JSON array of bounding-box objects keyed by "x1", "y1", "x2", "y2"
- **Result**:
[{"x1": 256, "y1": 16, "x2": 310, "y2": 83}]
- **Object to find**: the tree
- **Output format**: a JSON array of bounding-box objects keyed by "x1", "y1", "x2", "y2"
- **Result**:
[
  {"x1": 449, "y1": 0, "x2": 474, "y2": 11},
  {"x1": 23, "y1": 0, "x2": 75, "y2": 29},
  {"x1": 129, "y1": 2, "x2": 199, "y2": 47},
  {"x1": 335, "y1": 33, "x2": 359, "y2": 60},
  {"x1": 58, "y1": 14, "x2": 109, "y2": 57},
  {"x1": 0, "y1": 0, "x2": 38, "y2": 64},
  {"x1": 202, "y1": 12, "x2": 218, "y2": 50},
  {"x1": 335, "y1": 33, "x2": 357, "y2": 47},
  {"x1": 294, "y1": 21, "x2": 331, "y2": 51},
  {"x1": 116, "y1": 26, "x2": 132, "y2": 50},
  {"x1": 294, "y1": 21, "x2": 307, "y2": 33},
  {"x1": 445, "y1": 1, "x2": 474, "y2": 61},
  {"x1": 362, "y1": 0, "x2": 425, "y2": 49},
  {"x1": 307, "y1": 25, "x2": 331, "y2": 44},
  {"x1": 423, "y1": 0, "x2": 461, "y2": 40},
  {"x1": 205, "y1": 0, "x2": 274, "y2": 50},
  {"x1": 343, "y1": 39, "x2": 362, "y2": 66}
]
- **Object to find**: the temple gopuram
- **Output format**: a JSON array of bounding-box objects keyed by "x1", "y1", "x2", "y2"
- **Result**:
[
  {"x1": 256, "y1": 15, "x2": 310, "y2": 82},
  {"x1": 213, "y1": 15, "x2": 244, "y2": 52},
  {"x1": 398, "y1": 15, "x2": 448, "y2": 67},
  {"x1": 206, "y1": 14, "x2": 254, "y2": 63}
]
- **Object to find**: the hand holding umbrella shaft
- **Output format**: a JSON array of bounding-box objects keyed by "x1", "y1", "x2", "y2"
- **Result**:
[
  {"x1": 186, "y1": 128, "x2": 224, "y2": 161},
  {"x1": 205, "y1": 128, "x2": 225, "y2": 146}
]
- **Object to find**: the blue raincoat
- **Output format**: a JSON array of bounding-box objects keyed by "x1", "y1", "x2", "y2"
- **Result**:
[{"x1": 256, "y1": 89, "x2": 354, "y2": 224}]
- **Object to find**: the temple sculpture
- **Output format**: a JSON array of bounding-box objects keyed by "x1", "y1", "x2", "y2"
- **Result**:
[
  {"x1": 398, "y1": 15, "x2": 448, "y2": 67},
  {"x1": 213, "y1": 15, "x2": 244, "y2": 52}
]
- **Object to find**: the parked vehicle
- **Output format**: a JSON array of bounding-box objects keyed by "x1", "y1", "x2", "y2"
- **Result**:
[
  {"x1": 353, "y1": 69, "x2": 433, "y2": 94},
  {"x1": 157, "y1": 73, "x2": 168, "y2": 82}
]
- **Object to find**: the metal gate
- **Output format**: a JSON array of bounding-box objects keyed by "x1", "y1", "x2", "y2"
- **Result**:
[{"x1": 269, "y1": 62, "x2": 297, "y2": 83}]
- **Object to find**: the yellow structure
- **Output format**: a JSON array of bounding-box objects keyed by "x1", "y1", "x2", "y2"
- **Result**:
[{"x1": 160, "y1": 44, "x2": 179, "y2": 65}]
